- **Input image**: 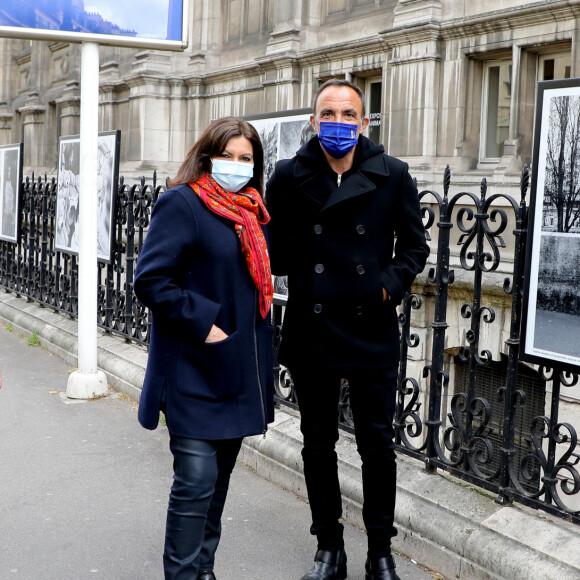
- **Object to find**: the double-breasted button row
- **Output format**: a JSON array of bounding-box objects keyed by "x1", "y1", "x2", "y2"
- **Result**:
[
  {"x1": 313, "y1": 224, "x2": 365, "y2": 234},
  {"x1": 315, "y1": 264, "x2": 365, "y2": 274}
]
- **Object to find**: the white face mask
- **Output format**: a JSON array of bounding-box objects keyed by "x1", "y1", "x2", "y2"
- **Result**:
[{"x1": 211, "y1": 159, "x2": 254, "y2": 192}]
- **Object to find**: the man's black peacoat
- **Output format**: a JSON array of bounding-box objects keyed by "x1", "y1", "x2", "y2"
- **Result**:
[{"x1": 266, "y1": 135, "x2": 429, "y2": 373}]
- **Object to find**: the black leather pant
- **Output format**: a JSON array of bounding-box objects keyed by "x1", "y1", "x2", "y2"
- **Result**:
[
  {"x1": 163, "y1": 435, "x2": 242, "y2": 579},
  {"x1": 291, "y1": 365, "x2": 399, "y2": 558}
]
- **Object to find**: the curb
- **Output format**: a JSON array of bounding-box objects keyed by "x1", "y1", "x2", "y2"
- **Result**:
[{"x1": 1, "y1": 290, "x2": 579, "y2": 580}]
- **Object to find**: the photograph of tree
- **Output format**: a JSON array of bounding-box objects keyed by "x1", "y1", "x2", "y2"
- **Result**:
[
  {"x1": 246, "y1": 109, "x2": 314, "y2": 185},
  {"x1": 522, "y1": 80, "x2": 580, "y2": 370}
]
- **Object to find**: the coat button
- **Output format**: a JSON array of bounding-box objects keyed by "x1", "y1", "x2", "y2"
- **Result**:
[
  {"x1": 314, "y1": 304, "x2": 322, "y2": 314},
  {"x1": 355, "y1": 305, "x2": 363, "y2": 316},
  {"x1": 314, "y1": 224, "x2": 323, "y2": 234},
  {"x1": 356, "y1": 264, "x2": 365, "y2": 275},
  {"x1": 356, "y1": 224, "x2": 365, "y2": 234},
  {"x1": 315, "y1": 264, "x2": 325, "y2": 273}
]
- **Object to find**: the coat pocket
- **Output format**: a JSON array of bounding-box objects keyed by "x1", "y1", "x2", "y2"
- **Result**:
[{"x1": 176, "y1": 330, "x2": 243, "y2": 401}]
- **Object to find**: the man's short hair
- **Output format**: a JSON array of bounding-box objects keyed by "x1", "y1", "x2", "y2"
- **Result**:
[{"x1": 312, "y1": 79, "x2": 367, "y2": 118}]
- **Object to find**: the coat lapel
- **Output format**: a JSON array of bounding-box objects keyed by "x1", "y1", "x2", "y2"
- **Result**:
[
  {"x1": 322, "y1": 146, "x2": 391, "y2": 212},
  {"x1": 292, "y1": 136, "x2": 391, "y2": 212}
]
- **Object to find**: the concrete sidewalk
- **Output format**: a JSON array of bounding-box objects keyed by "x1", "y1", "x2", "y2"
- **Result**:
[
  {"x1": 1, "y1": 290, "x2": 580, "y2": 579},
  {"x1": 0, "y1": 306, "x2": 432, "y2": 580}
]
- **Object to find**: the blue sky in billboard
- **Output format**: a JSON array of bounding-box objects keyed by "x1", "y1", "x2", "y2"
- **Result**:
[{"x1": 0, "y1": 0, "x2": 183, "y2": 41}]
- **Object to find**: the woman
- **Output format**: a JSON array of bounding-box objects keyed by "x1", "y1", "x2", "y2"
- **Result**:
[{"x1": 134, "y1": 117, "x2": 275, "y2": 580}]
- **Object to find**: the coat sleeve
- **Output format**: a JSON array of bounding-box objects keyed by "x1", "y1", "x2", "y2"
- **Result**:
[
  {"x1": 134, "y1": 189, "x2": 221, "y2": 342},
  {"x1": 380, "y1": 163, "x2": 429, "y2": 304},
  {"x1": 265, "y1": 160, "x2": 294, "y2": 276}
]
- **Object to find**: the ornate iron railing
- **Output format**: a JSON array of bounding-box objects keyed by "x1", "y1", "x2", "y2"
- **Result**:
[
  {"x1": 1, "y1": 167, "x2": 578, "y2": 525},
  {"x1": 0, "y1": 172, "x2": 165, "y2": 345}
]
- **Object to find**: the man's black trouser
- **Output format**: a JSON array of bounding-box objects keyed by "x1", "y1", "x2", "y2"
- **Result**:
[{"x1": 290, "y1": 364, "x2": 399, "y2": 558}]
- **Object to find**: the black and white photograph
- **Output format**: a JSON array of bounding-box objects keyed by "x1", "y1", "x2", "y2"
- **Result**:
[
  {"x1": 246, "y1": 109, "x2": 314, "y2": 305},
  {"x1": 246, "y1": 108, "x2": 314, "y2": 184},
  {"x1": 273, "y1": 275, "x2": 288, "y2": 304},
  {"x1": 0, "y1": 143, "x2": 23, "y2": 243},
  {"x1": 521, "y1": 78, "x2": 580, "y2": 372},
  {"x1": 55, "y1": 131, "x2": 120, "y2": 262}
]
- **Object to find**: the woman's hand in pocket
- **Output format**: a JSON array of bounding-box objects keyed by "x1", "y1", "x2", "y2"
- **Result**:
[{"x1": 205, "y1": 325, "x2": 229, "y2": 343}]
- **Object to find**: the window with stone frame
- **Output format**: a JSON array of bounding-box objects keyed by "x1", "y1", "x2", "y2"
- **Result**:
[
  {"x1": 364, "y1": 77, "x2": 383, "y2": 146},
  {"x1": 538, "y1": 52, "x2": 571, "y2": 82},
  {"x1": 480, "y1": 60, "x2": 512, "y2": 162}
]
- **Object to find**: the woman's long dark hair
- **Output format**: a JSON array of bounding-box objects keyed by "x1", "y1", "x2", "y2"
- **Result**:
[{"x1": 169, "y1": 117, "x2": 264, "y2": 194}]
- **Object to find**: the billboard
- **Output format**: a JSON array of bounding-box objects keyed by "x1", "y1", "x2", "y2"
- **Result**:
[{"x1": 0, "y1": 0, "x2": 188, "y2": 50}]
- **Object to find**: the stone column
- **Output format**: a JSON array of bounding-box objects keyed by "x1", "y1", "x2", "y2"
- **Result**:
[
  {"x1": 393, "y1": 0, "x2": 442, "y2": 26},
  {"x1": 168, "y1": 78, "x2": 187, "y2": 165},
  {"x1": 256, "y1": 55, "x2": 301, "y2": 112},
  {"x1": 57, "y1": 81, "x2": 81, "y2": 137},
  {"x1": 502, "y1": 44, "x2": 523, "y2": 172},
  {"x1": 572, "y1": 19, "x2": 580, "y2": 78},
  {"x1": 383, "y1": 27, "x2": 441, "y2": 159},
  {"x1": 18, "y1": 92, "x2": 45, "y2": 170},
  {"x1": 125, "y1": 52, "x2": 172, "y2": 173},
  {"x1": 0, "y1": 102, "x2": 12, "y2": 144},
  {"x1": 266, "y1": 0, "x2": 302, "y2": 56},
  {"x1": 188, "y1": 0, "x2": 220, "y2": 73}
]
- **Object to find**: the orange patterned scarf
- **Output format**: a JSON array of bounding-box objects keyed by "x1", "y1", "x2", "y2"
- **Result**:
[{"x1": 189, "y1": 174, "x2": 273, "y2": 319}]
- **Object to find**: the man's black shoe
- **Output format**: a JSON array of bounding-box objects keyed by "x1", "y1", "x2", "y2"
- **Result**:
[
  {"x1": 198, "y1": 572, "x2": 216, "y2": 580},
  {"x1": 300, "y1": 548, "x2": 347, "y2": 580},
  {"x1": 365, "y1": 554, "x2": 400, "y2": 580}
]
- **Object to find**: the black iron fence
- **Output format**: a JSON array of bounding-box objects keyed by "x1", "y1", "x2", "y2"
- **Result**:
[{"x1": 1, "y1": 167, "x2": 579, "y2": 525}]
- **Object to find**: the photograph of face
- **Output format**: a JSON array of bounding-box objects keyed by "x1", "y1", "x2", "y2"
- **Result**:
[
  {"x1": 56, "y1": 131, "x2": 119, "y2": 262},
  {"x1": 56, "y1": 139, "x2": 81, "y2": 253},
  {"x1": 0, "y1": 144, "x2": 22, "y2": 243}
]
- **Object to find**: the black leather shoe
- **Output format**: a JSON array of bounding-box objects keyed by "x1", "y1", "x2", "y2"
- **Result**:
[
  {"x1": 300, "y1": 548, "x2": 347, "y2": 580},
  {"x1": 198, "y1": 572, "x2": 216, "y2": 580},
  {"x1": 365, "y1": 555, "x2": 400, "y2": 580}
]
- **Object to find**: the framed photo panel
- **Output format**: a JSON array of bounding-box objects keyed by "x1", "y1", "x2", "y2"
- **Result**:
[
  {"x1": 55, "y1": 130, "x2": 120, "y2": 263},
  {"x1": 0, "y1": 143, "x2": 23, "y2": 243},
  {"x1": 245, "y1": 108, "x2": 315, "y2": 306},
  {"x1": 0, "y1": 0, "x2": 189, "y2": 51},
  {"x1": 521, "y1": 78, "x2": 580, "y2": 372},
  {"x1": 245, "y1": 108, "x2": 315, "y2": 186}
]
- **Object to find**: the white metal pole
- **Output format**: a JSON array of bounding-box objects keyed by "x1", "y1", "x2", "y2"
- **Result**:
[{"x1": 66, "y1": 41, "x2": 107, "y2": 399}]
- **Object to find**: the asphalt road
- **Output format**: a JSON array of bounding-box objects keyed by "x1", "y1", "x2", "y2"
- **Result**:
[{"x1": 0, "y1": 325, "x2": 436, "y2": 580}]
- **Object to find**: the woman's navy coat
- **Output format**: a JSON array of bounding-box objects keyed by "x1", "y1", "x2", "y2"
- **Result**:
[{"x1": 134, "y1": 184, "x2": 274, "y2": 440}]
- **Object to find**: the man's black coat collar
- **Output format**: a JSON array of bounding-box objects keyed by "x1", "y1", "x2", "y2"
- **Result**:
[{"x1": 292, "y1": 135, "x2": 390, "y2": 211}]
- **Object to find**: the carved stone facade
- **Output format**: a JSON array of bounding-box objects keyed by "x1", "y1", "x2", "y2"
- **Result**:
[
  {"x1": 0, "y1": 1, "x2": 576, "y2": 184},
  {"x1": 0, "y1": 2, "x2": 579, "y2": 491},
  {"x1": 1, "y1": 1, "x2": 580, "y2": 405}
]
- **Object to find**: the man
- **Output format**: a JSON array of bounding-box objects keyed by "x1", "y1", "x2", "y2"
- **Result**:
[{"x1": 266, "y1": 79, "x2": 429, "y2": 580}]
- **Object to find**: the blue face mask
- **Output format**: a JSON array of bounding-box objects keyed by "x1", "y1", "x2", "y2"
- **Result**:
[
  {"x1": 211, "y1": 159, "x2": 254, "y2": 192},
  {"x1": 317, "y1": 121, "x2": 361, "y2": 159}
]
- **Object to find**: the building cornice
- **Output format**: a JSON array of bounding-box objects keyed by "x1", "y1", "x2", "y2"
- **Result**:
[
  {"x1": 438, "y1": 0, "x2": 580, "y2": 41},
  {"x1": 379, "y1": 23, "x2": 441, "y2": 48},
  {"x1": 297, "y1": 37, "x2": 384, "y2": 65}
]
